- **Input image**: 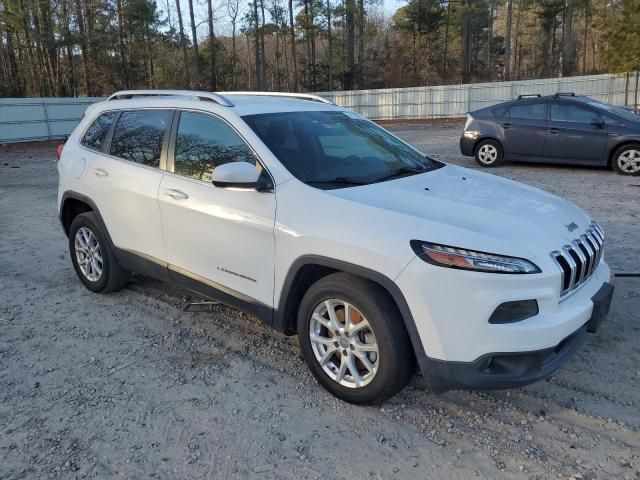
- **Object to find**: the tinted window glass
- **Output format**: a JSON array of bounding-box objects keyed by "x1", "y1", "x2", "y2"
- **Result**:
[
  {"x1": 81, "y1": 112, "x2": 116, "y2": 151},
  {"x1": 109, "y1": 110, "x2": 172, "y2": 167},
  {"x1": 509, "y1": 103, "x2": 546, "y2": 120},
  {"x1": 550, "y1": 103, "x2": 599, "y2": 123},
  {"x1": 492, "y1": 106, "x2": 508, "y2": 118},
  {"x1": 243, "y1": 111, "x2": 441, "y2": 188},
  {"x1": 174, "y1": 112, "x2": 256, "y2": 181}
]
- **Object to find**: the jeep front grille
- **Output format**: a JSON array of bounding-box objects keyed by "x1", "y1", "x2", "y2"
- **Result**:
[{"x1": 550, "y1": 221, "x2": 604, "y2": 296}]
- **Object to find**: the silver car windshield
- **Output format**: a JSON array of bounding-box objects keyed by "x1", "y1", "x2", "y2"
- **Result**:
[{"x1": 243, "y1": 111, "x2": 442, "y2": 188}]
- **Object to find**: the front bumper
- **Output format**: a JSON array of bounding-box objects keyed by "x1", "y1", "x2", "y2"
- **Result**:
[
  {"x1": 418, "y1": 281, "x2": 613, "y2": 391},
  {"x1": 396, "y1": 254, "x2": 613, "y2": 390},
  {"x1": 422, "y1": 323, "x2": 588, "y2": 391}
]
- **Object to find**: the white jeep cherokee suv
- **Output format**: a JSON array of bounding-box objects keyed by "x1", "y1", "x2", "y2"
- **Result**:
[{"x1": 57, "y1": 90, "x2": 614, "y2": 404}]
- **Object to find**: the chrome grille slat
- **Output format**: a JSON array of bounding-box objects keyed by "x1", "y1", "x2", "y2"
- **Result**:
[
  {"x1": 571, "y1": 240, "x2": 588, "y2": 284},
  {"x1": 580, "y1": 234, "x2": 595, "y2": 277},
  {"x1": 549, "y1": 221, "x2": 604, "y2": 297}
]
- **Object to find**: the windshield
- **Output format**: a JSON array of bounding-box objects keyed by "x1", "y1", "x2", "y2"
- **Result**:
[
  {"x1": 584, "y1": 99, "x2": 640, "y2": 122},
  {"x1": 242, "y1": 111, "x2": 442, "y2": 188}
]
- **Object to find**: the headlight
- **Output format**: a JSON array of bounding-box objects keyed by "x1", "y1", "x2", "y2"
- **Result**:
[{"x1": 410, "y1": 240, "x2": 541, "y2": 274}]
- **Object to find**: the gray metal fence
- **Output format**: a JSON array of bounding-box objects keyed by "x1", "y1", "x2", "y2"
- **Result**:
[
  {"x1": 0, "y1": 97, "x2": 104, "y2": 143},
  {"x1": 1, "y1": 72, "x2": 639, "y2": 143},
  {"x1": 319, "y1": 71, "x2": 640, "y2": 120}
]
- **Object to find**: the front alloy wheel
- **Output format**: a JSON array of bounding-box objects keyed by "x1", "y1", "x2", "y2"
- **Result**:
[
  {"x1": 309, "y1": 299, "x2": 379, "y2": 388},
  {"x1": 297, "y1": 273, "x2": 414, "y2": 405}
]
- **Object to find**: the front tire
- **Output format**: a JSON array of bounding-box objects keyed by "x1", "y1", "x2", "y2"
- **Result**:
[
  {"x1": 297, "y1": 273, "x2": 414, "y2": 405},
  {"x1": 612, "y1": 144, "x2": 640, "y2": 176},
  {"x1": 474, "y1": 139, "x2": 504, "y2": 167},
  {"x1": 68, "y1": 212, "x2": 129, "y2": 293}
]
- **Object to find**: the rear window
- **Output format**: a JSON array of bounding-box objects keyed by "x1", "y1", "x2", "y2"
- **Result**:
[
  {"x1": 81, "y1": 112, "x2": 116, "y2": 151},
  {"x1": 509, "y1": 103, "x2": 547, "y2": 120},
  {"x1": 109, "y1": 110, "x2": 172, "y2": 167}
]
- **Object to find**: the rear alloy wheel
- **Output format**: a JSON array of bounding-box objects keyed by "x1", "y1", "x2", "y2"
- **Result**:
[
  {"x1": 74, "y1": 227, "x2": 103, "y2": 282},
  {"x1": 297, "y1": 273, "x2": 414, "y2": 405},
  {"x1": 474, "y1": 139, "x2": 504, "y2": 167},
  {"x1": 612, "y1": 144, "x2": 640, "y2": 176},
  {"x1": 69, "y1": 212, "x2": 130, "y2": 293}
]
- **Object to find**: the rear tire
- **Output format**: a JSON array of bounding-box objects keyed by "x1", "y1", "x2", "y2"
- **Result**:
[
  {"x1": 611, "y1": 143, "x2": 640, "y2": 176},
  {"x1": 297, "y1": 273, "x2": 414, "y2": 405},
  {"x1": 474, "y1": 139, "x2": 504, "y2": 167},
  {"x1": 69, "y1": 212, "x2": 129, "y2": 293}
]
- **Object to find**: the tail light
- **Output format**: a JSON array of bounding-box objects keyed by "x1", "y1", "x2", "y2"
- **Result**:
[
  {"x1": 56, "y1": 143, "x2": 64, "y2": 160},
  {"x1": 464, "y1": 114, "x2": 473, "y2": 130}
]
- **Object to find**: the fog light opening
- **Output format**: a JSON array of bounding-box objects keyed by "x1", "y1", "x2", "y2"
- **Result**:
[{"x1": 489, "y1": 300, "x2": 539, "y2": 324}]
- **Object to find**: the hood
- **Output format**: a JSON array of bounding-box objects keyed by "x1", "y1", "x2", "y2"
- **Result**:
[{"x1": 327, "y1": 164, "x2": 592, "y2": 259}]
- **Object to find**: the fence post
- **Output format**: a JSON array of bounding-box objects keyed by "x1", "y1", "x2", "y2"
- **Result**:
[{"x1": 42, "y1": 101, "x2": 52, "y2": 140}]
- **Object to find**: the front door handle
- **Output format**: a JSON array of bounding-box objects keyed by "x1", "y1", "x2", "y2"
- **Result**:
[
  {"x1": 93, "y1": 168, "x2": 108, "y2": 177},
  {"x1": 502, "y1": 122, "x2": 511, "y2": 129},
  {"x1": 164, "y1": 188, "x2": 189, "y2": 200},
  {"x1": 548, "y1": 128, "x2": 560, "y2": 134}
]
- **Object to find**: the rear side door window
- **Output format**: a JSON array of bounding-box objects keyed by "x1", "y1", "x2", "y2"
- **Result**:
[
  {"x1": 173, "y1": 111, "x2": 257, "y2": 182},
  {"x1": 109, "y1": 110, "x2": 173, "y2": 167},
  {"x1": 81, "y1": 112, "x2": 117, "y2": 151},
  {"x1": 509, "y1": 103, "x2": 547, "y2": 121},
  {"x1": 550, "y1": 103, "x2": 600, "y2": 123}
]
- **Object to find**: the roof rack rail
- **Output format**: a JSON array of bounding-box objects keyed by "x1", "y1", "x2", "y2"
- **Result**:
[
  {"x1": 107, "y1": 90, "x2": 234, "y2": 107},
  {"x1": 554, "y1": 92, "x2": 576, "y2": 97},
  {"x1": 221, "y1": 91, "x2": 334, "y2": 105},
  {"x1": 517, "y1": 93, "x2": 541, "y2": 99}
]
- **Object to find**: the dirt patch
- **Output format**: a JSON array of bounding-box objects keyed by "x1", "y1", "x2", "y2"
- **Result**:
[{"x1": 1, "y1": 132, "x2": 639, "y2": 479}]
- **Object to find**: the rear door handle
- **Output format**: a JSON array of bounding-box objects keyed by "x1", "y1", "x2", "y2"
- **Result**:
[
  {"x1": 93, "y1": 168, "x2": 108, "y2": 177},
  {"x1": 164, "y1": 188, "x2": 189, "y2": 200},
  {"x1": 548, "y1": 128, "x2": 560, "y2": 134},
  {"x1": 502, "y1": 122, "x2": 511, "y2": 129}
]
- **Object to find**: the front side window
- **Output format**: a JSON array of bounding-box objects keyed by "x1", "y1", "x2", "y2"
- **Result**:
[
  {"x1": 81, "y1": 112, "x2": 116, "y2": 151},
  {"x1": 109, "y1": 110, "x2": 172, "y2": 167},
  {"x1": 242, "y1": 111, "x2": 441, "y2": 188},
  {"x1": 550, "y1": 103, "x2": 600, "y2": 123},
  {"x1": 509, "y1": 103, "x2": 547, "y2": 120},
  {"x1": 174, "y1": 112, "x2": 257, "y2": 181}
]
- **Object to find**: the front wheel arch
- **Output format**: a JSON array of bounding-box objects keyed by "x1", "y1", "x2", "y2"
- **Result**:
[{"x1": 275, "y1": 256, "x2": 426, "y2": 372}]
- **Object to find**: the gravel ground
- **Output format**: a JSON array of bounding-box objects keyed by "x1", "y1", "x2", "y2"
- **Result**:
[{"x1": 1, "y1": 125, "x2": 639, "y2": 480}]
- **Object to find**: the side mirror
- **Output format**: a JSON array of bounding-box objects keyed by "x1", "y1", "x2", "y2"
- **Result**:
[
  {"x1": 590, "y1": 118, "x2": 605, "y2": 128},
  {"x1": 211, "y1": 162, "x2": 272, "y2": 191}
]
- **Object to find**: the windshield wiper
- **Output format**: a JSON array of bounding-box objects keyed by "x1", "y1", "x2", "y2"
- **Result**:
[
  {"x1": 305, "y1": 177, "x2": 368, "y2": 186},
  {"x1": 370, "y1": 165, "x2": 427, "y2": 183}
]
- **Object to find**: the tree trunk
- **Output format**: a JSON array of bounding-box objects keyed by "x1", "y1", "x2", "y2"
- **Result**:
[
  {"x1": 345, "y1": 0, "x2": 355, "y2": 89},
  {"x1": 327, "y1": 0, "x2": 332, "y2": 90},
  {"x1": 253, "y1": 0, "x2": 262, "y2": 89},
  {"x1": 116, "y1": 0, "x2": 128, "y2": 88},
  {"x1": 288, "y1": 0, "x2": 298, "y2": 91},
  {"x1": 207, "y1": 0, "x2": 217, "y2": 90},
  {"x1": 187, "y1": 0, "x2": 201, "y2": 86},
  {"x1": 175, "y1": 0, "x2": 191, "y2": 87},
  {"x1": 504, "y1": 0, "x2": 513, "y2": 80}
]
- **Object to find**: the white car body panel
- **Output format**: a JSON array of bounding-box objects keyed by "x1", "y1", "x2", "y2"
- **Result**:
[
  {"x1": 58, "y1": 93, "x2": 611, "y2": 389},
  {"x1": 158, "y1": 172, "x2": 276, "y2": 307}
]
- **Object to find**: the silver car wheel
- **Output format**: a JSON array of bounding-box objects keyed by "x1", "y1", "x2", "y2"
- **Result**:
[
  {"x1": 309, "y1": 299, "x2": 379, "y2": 389},
  {"x1": 74, "y1": 227, "x2": 103, "y2": 282},
  {"x1": 618, "y1": 149, "x2": 640, "y2": 173},
  {"x1": 477, "y1": 144, "x2": 498, "y2": 164}
]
